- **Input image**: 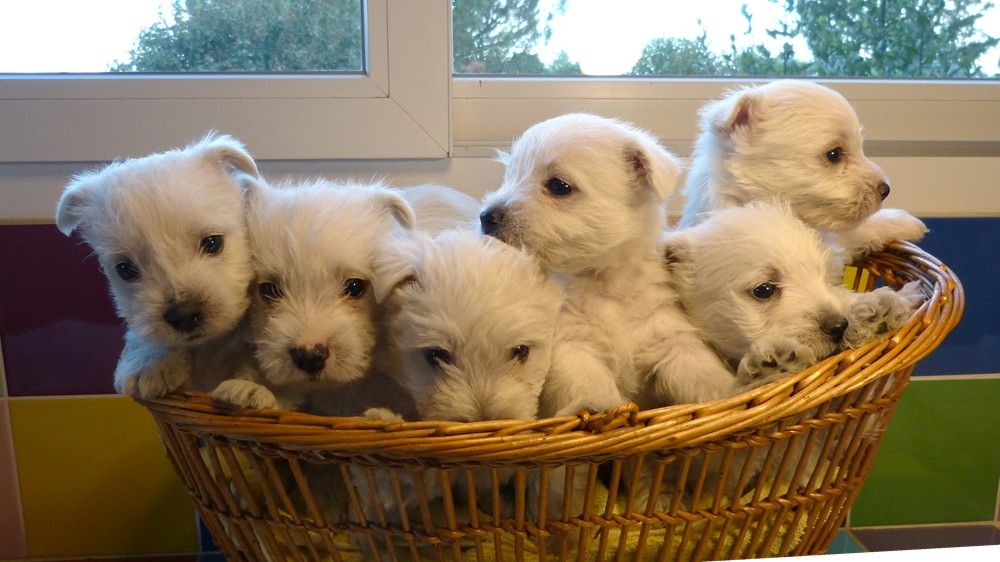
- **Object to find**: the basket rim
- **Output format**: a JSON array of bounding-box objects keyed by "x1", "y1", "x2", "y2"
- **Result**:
[{"x1": 138, "y1": 241, "x2": 964, "y2": 462}]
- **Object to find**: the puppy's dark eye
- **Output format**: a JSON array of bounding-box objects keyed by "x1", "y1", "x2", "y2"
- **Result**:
[
  {"x1": 544, "y1": 177, "x2": 573, "y2": 197},
  {"x1": 423, "y1": 347, "x2": 453, "y2": 368},
  {"x1": 115, "y1": 261, "x2": 140, "y2": 282},
  {"x1": 751, "y1": 282, "x2": 779, "y2": 300},
  {"x1": 258, "y1": 282, "x2": 283, "y2": 301},
  {"x1": 825, "y1": 147, "x2": 843, "y2": 163},
  {"x1": 200, "y1": 234, "x2": 224, "y2": 255},
  {"x1": 509, "y1": 344, "x2": 530, "y2": 363},
  {"x1": 343, "y1": 278, "x2": 367, "y2": 298}
]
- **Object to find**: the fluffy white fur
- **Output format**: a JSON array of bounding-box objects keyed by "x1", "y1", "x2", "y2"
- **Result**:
[
  {"x1": 481, "y1": 113, "x2": 739, "y2": 416},
  {"x1": 398, "y1": 183, "x2": 482, "y2": 234},
  {"x1": 210, "y1": 178, "x2": 416, "y2": 410},
  {"x1": 55, "y1": 133, "x2": 259, "y2": 398},
  {"x1": 666, "y1": 202, "x2": 853, "y2": 383},
  {"x1": 679, "y1": 80, "x2": 926, "y2": 257},
  {"x1": 658, "y1": 201, "x2": 925, "y2": 501},
  {"x1": 351, "y1": 229, "x2": 563, "y2": 524}
]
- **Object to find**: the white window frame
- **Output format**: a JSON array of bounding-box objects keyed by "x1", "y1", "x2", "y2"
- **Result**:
[
  {"x1": 0, "y1": 0, "x2": 451, "y2": 162},
  {"x1": 451, "y1": 78, "x2": 1000, "y2": 158}
]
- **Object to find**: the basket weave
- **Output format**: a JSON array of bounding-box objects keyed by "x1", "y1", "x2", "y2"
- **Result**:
[{"x1": 139, "y1": 241, "x2": 963, "y2": 562}]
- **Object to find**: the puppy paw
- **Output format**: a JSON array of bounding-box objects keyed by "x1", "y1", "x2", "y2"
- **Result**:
[
  {"x1": 843, "y1": 282, "x2": 924, "y2": 348},
  {"x1": 114, "y1": 351, "x2": 191, "y2": 399},
  {"x1": 553, "y1": 395, "x2": 629, "y2": 418},
  {"x1": 210, "y1": 379, "x2": 278, "y2": 410},
  {"x1": 362, "y1": 407, "x2": 405, "y2": 422},
  {"x1": 737, "y1": 338, "x2": 817, "y2": 388}
]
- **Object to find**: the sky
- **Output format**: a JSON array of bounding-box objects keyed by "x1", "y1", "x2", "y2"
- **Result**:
[{"x1": 1, "y1": 0, "x2": 998, "y2": 76}]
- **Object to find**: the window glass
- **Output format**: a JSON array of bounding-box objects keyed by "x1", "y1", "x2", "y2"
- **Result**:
[
  {"x1": 452, "y1": 0, "x2": 1000, "y2": 79},
  {"x1": 0, "y1": 0, "x2": 364, "y2": 73}
]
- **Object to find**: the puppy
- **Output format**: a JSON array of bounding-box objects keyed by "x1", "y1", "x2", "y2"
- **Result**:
[
  {"x1": 665, "y1": 202, "x2": 901, "y2": 384},
  {"x1": 480, "y1": 113, "x2": 739, "y2": 416},
  {"x1": 398, "y1": 183, "x2": 482, "y2": 234},
  {"x1": 55, "y1": 133, "x2": 259, "y2": 398},
  {"x1": 210, "y1": 179, "x2": 416, "y2": 410},
  {"x1": 659, "y1": 201, "x2": 923, "y2": 499},
  {"x1": 351, "y1": 229, "x2": 563, "y2": 525},
  {"x1": 679, "y1": 80, "x2": 926, "y2": 258}
]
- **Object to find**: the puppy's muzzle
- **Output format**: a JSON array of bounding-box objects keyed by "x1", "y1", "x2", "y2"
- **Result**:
[
  {"x1": 479, "y1": 206, "x2": 507, "y2": 238},
  {"x1": 821, "y1": 315, "x2": 849, "y2": 342},
  {"x1": 163, "y1": 300, "x2": 205, "y2": 334},
  {"x1": 289, "y1": 344, "x2": 330, "y2": 377}
]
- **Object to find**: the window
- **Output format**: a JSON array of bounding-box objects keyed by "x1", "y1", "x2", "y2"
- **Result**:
[
  {"x1": 0, "y1": 1, "x2": 449, "y2": 161},
  {"x1": 0, "y1": 0, "x2": 364, "y2": 74},
  {"x1": 450, "y1": 1, "x2": 1000, "y2": 165},
  {"x1": 452, "y1": 0, "x2": 1000, "y2": 79}
]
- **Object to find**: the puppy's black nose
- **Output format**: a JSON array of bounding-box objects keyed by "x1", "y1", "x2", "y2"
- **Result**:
[
  {"x1": 289, "y1": 344, "x2": 330, "y2": 375},
  {"x1": 877, "y1": 181, "x2": 891, "y2": 201},
  {"x1": 821, "y1": 316, "x2": 849, "y2": 342},
  {"x1": 163, "y1": 301, "x2": 204, "y2": 333},
  {"x1": 479, "y1": 206, "x2": 505, "y2": 237}
]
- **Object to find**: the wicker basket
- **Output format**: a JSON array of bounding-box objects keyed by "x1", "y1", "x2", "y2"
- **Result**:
[{"x1": 139, "y1": 241, "x2": 963, "y2": 562}]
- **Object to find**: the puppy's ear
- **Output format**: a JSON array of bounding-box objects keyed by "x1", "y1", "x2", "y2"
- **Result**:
[
  {"x1": 659, "y1": 229, "x2": 696, "y2": 293},
  {"x1": 706, "y1": 88, "x2": 758, "y2": 139},
  {"x1": 235, "y1": 173, "x2": 268, "y2": 211},
  {"x1": 493, "y1": 149, "x2": 512, "y2": 167},
  {"x1": 378, "y1": 190, "x2": 417, "y2": 231},
  {"x1": 372, "y1": 233, "x2": 428, "y2": 303},
  {"x1": 195, "y1": 132, "x2": 260, "y2": 178},
  {"x1": 55, "y1": 172, "x2": 102, "y2": 235},
  {"x1": 625, "y1": 133, "x2": 682, "y2": 200}
]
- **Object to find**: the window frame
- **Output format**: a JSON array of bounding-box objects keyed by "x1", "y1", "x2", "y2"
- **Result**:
[
  {"x1": 0, "y1": 0, "x2": 451, "y2": 162},
  {"x1": 451, "y1": 77, "x2": 1000, "y2": 158}
]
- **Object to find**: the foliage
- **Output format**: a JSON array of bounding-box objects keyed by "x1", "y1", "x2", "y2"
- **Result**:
[
  {"x1": 112, "y1": 0, "x2": 363, "y2": 72},
  {"x1": 110, "y1": 0, "x2": 997, "y2": 78},
  {"x1": 630, "y1": 0, "x2": 997, "y2": 78},
  {"x1": 631, "y1": 36, "x2": 723, "y2": 76},
  {"x1": 773, "y1": 0, "x2": 1000, "y2": 78},
  {"x1": 452, "y1": 0, "x2": 579, "y2": 74},
  {"x1": 113, "y1": 0, "x2": 582, "y2": 75}
]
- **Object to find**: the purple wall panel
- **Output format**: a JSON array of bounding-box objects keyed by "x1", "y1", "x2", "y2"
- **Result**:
[{"x1": 0, "y1": 225, "x2": 122, "y2": 396}]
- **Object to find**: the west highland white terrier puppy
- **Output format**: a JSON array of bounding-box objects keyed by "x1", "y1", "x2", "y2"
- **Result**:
[
  {"x1": 350, "y1": 229, "x2": 563, "y2": 524},
  {"x1": 210, "y1": 178, "x2": 416, "y2": 410},
  {"x1": 55, "y1": 133, "x2": 259, "y2": 398},
  {"x1": 480, "y1": 113, "x2": 738, "y2": 416},
  {"x1": 663, "y1": 201, "x2": 923, "y2": 384},
  {"x1": 658, "y1": 201, "x2": 923, "y2": 501},
  {"x1": 678, "y1": 80, "x2": 926, "y2": 258},
  {"x1": 398, "y1": 183, "x2": 482, "y2": 234}
]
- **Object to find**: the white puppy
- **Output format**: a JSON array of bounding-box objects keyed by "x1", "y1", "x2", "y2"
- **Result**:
[
  {"x1": 663, "y1": 202, "x2": 924, "y2": 385},
  {"x1": 55, "y1": 133, "x2": 259, "y2": 398},
  {"x1": 349, "y1": 229, "x2": 563, "y2": 524},
  {"x1": 398, "y1": 183, "x2": 482, "y2": 234},
  {"x1": 679, "y1": 80, "x2": 926, "y2": 258},
  {"x1": 210, "y1": 179, "x2": 416, "y2": 410},
  {"x1": 658, "y1": 201, "x2": 923, "y2": 501},
  {"x1": 480, "y1": 113, "x2": 738, "y2": 416}
]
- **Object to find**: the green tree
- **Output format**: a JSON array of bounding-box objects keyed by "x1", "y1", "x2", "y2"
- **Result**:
[
  {"x1": 631, "y1": 36, "x2": 723, "y2": 75},
  {"x1": 546, "y1": 51, "x2": 582, "y2": 74},
  {"x1": 773, "y1": 0, "x2": 999, "y2": 77},
  {"x1": 112, "y1": 0, "x2": 363, "y2": 72},
  {"x1": 452, "y1": 0, "x2": 579, "y2": 74}
]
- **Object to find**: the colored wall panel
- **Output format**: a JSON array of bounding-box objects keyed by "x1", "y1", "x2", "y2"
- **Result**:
[
  {"x1": 912, "y1": 218, "x2": 1000, "y2": 376},
  {"x1": 0, "y1": 225, "x2": 123, "y2": 396},
  {"x1": 851, "y1": 378, "x2": 1000, "y2": 526},
  {"x1": 9, "y1": 396, "x2": 197, "y2": 557},
  {"x1": 0, "y1": 400, "x2": 27, "y2": 559}
]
